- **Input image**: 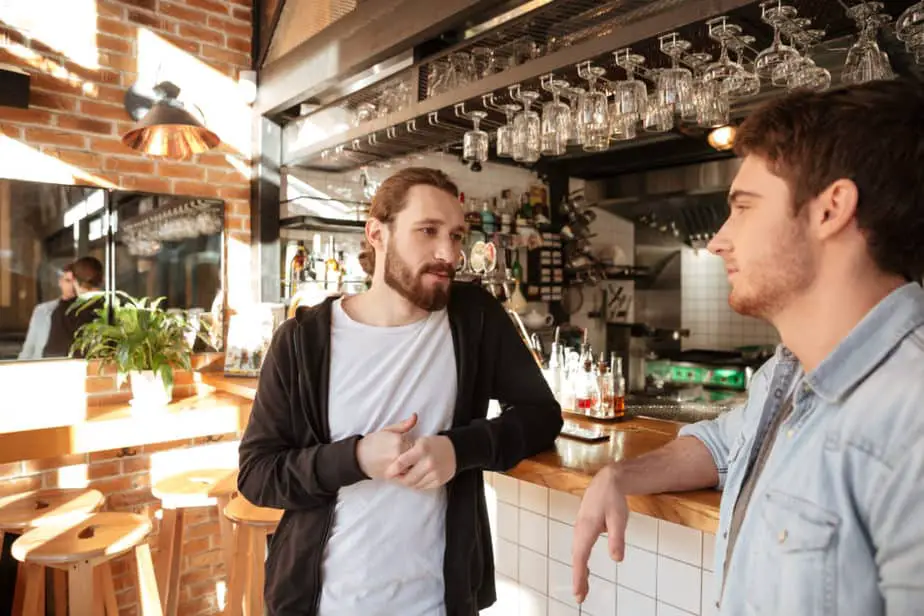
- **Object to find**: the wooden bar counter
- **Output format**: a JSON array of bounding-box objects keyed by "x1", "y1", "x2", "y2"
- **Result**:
[{"x1": 201, "y1": 372, "x2": 721, "y2": 534}]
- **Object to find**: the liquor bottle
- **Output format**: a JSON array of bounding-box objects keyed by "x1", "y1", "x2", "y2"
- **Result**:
[
  {"x1": 323, "y1": 236, "x2": 341, "y2": 291},
  {"x1": 574, "y1": 354, "x2": 599, "y2": 415},
  {"x1": 288, "y1": 241, "x2": 308, "y2": 299},
  {"x1": 611, "y1": 352, "x2": 627, "y2": 419},
  {"x1": 597, "y1": 352, "x2": 615, "y2": 417},
  {"x1": 480, "y1": 199, "x2": 496, "y2": 234},
  {"x1": 462, "y1": 192, "x2": 482, "y2": 227},
  {"x1": 511, "y1": 250, "x2": 523, "y2": 283}
]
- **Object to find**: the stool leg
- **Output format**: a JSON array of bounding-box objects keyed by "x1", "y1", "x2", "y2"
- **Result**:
[
  {"x1": 248, "y1": 530, "x2": 267, "y2": 616},
  {"x1": 216, "y1": 495, "x2": 235, "y2": 569},
  {"x1": 223, "y1": 524, "x2": 250, "y2": 616},
  {"x1": 133, "y1": 543, "x2": 163, "y2": 616},
  {"x1": 156, "y1": 508, "x2": 185, "y2": 616},
  {"x1": 97, "y1": 562, "x2": 118, "y2": 616},
  {"x1": 20, "y1": 564, "x2": 46, "y2": 616},
  {"x1": 92, "y1": 566, "x2": 106, "y2": 616},
  {"x1": 53, "y1": 569, "x2": 68, "y2": 616},
  {"x1": 11, "y1": 561, "x2": 27, "y2": 616},
  {"x1": 67, "y1": 563, "x2": 94, "y2": 616}
]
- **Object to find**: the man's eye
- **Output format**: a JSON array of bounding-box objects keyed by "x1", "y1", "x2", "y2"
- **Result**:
[
  {"x1": 420, "y1": 227, "x2": 436, "y2": 235},
  {"x1": 451, "y1": 233, "x2": 464, "y2": 242}
]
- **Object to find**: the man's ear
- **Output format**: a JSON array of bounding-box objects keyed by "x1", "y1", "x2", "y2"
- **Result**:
[
  {"x1": 810, "y1": 178, "x2": 858, "y2": 241},
  {"x1": 365, "y1": 217, "x2": 386, "y2": 252}
]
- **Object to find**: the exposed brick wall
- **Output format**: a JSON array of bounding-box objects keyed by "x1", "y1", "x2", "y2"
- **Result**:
[
  {"x1": 0, "y1": 0, "x2": 253, "y2": 304},
  {"x1": 0, "y1": 2, "x2": 255, "y2": 613}
]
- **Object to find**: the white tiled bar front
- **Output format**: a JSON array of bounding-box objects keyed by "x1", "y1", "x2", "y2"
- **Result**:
[{"x1": 483, "y1": 473, "x2": 719, "y2": 616}]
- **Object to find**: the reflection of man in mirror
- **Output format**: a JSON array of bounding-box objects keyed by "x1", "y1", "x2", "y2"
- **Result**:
[
  {"x1": 18, "y1": 264, "x2": 76, "y2": 360},
  {"x1": 43, "y1": 256, "x2": 104, "y2": 358}
]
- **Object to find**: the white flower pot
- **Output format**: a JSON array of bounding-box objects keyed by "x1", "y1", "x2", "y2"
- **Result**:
[{"x1": 129, "y1": 370, "x2": 173, "y2": 412}]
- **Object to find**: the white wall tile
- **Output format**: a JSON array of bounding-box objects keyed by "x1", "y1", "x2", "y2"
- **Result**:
[
  {"x1": 617, "y1": 546, "x2": 657, "y2": 598},
  {"x1": 701, "y1": 534, "x2": 716, "y2": 572},
  {"x1": 483, "y1": 575, "x2": 520, "y2": 616},
  {"x1": 520, "y1": 481, "x2": 550, "y2": 516},
  {"x1": 549, "y1": 520, "x2": 572, "y2": 565},
  {"x1": 549, "y1": 600, "x2": 579, "y2": 616},
  {"x1": 583, "y1": 576, "x2": 617, "y2": 616},
  {"x1": 495, "y1": 473, "x2": 520, "y2": 506},
  {"x1": 626, "y1": 512, "x2": 659, "y2": 552},
  {"x1": 549, "y1": 490, "x2": 581, "y2": 525},
  {"x1": 496, "y1": 538, "x2": 519, "y2": 580},
  {"x1": 520, "y1": 548, "x2": 549, "y2": 595},
  {"x1": 701, "y1": 570, "x2": 718, "y2": 616},
  {"x1": 520, "y1": 509, "x2": 549, "y2": 555},
  {"x1": 547, "y1": 560, "x2": 577, "y2": 608},
  {"x1": 520, "y1": 587, "x2": 549, "y2": 616},
  {"x1": 657, "y1": 556, "x2": 702, "y2": 615},
  {"x1": 588, "y1": 534, "x2": 618, "y2": 583},
  {"x1": 617, "y1": 586, "x2": 656, "y2": 616},
  {"x1": 657, "y1": 602, "x2": 697, "y2": 616},
  {"x1": 657, "y1": 521, "x2": 702, "y2": 567},
  {"x1": 498, "y1": 502, "x2": 519, "y2": 543}
]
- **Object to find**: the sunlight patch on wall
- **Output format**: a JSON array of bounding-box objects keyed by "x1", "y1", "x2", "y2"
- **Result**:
[{"x1": 2, "y1": 0, "x2": 100, "y2": 70}]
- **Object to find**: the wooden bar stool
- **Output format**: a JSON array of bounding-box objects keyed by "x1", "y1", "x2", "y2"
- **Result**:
[
  {"x1": 151, "y1": 468, "x2": 238, "y2": 616},
  {"x1": 222, "y1": 496, "x2": 283, "y2": 616},
  {"x1": 0, "y1": 488, "x2": 104, "y2": 616},
  {"x1": 11, "y1": 512, "x2": 161, "y2": 616}
]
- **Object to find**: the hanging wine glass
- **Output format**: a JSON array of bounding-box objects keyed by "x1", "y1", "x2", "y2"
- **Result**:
[
  {"x1": 754, "y1": 1, "x2": 801, "y2": 79},
  {"x1": 563, "y1": 86, "x2": 585, "y2": 146},
  {"x1": 495, "y1": 103, "x2": 520, "y2": 158},
  {"x1": 725, "y1": 35, "x2": 761, "y2": 97},
  {"x1": 577, "y1": 62, "x2": 610, "y2": 152},
  {"x1": 512, "y1": 88, "x2": 541, "y2": 163},
  {"x1": 783, "y1": 28, "x2": 831, "y2": 91},
  {"x1": 463, "y1": 110, "x2": 489, "y2": 163},
  {"x1": 656, "y1": 33, "x2": 694, "y2": 112},
  {"x1": 612, "y1": 48, "x2": 648, "y2": 122},
  {"x1": 843, "y1": 3, "x2": 895, "y2": 84},
  {"x1": 540, "y1": 76, "x2": 572, "y2": 156}
]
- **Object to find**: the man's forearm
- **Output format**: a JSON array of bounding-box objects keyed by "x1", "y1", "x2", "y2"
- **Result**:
[{"x1": 611, "y1": 436, "x2": 720, "y2": 495}]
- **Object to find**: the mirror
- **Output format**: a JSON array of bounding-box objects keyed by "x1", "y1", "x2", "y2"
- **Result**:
[{"x1": 0, "y1": 180, "x2": 226, "y2": 362}]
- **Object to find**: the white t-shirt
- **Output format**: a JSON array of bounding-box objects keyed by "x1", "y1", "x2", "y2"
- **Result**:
[{"x1": 318, "y1": 297, "x2": 457, "y2": 616}]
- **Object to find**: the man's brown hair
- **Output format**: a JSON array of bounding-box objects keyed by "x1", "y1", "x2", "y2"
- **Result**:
[
  {"x1": 70, "y1": 256, "x2": 104, "y2": 290},
  {"x1": 734, "y1": 78, "x2": 924, "y2": 281},
  {"x1": 358, "y1": 167, "x2": 460, "y2": 275}
]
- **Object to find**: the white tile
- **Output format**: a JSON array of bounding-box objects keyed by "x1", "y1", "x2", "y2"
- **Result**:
[
  {"x1": 617, "y1": 586, "x2": 656, "y2": 616},
  {"x1": 625, "y1": 512, "x2": 659, "y2": 552},
  {"x1": 520, "y1": 482, "x2": 549, "y2": 516},
  {"x1": 484, "y1": 471, "x2": 495, "y2": 486},
  {"x1": 549, "y1": 490, "x2": 581, "y2": 525},
  {"x1": 519, "y1": 587, "x2": 548, "y2": 616},
  {"x1": 657, "y1": 602, "x2": 696, "y2": 616},
  {"x1": 583, "y1": 576, "x2": 617, "y2": 616},
  {"x1": 496, "y1": 538, "x2": 519, "y2": 580},
  {"x1": 548, "y1": 599, "x2": 579, "y2": 616},
  {"x1": 520, "y1": 509, "x2": 549, "y2": 555},
  {"x1": 547, "y1": 559, "x2": 577, "y2": 607},
  {"x1": 548, "y1": 520, "x2": 572, "y2": 565},
  {"x1": 657, "y1": 556, "x2": 702, "y2": 615},
  {"x1": 701, "y1": 534, "x2": 716, "y2": 572},
  {"x1": 701, "y1": 570, "x2": 718, "y2": 616},
  {"x1": 483, "y1": 574, "x2": 519, "y2": 616},
  {"x1": 498, "y1": 502, "x2": 519, "y2": 543},
  {"x1": 617, "y1": 546, "x2": 657, "y2": 598},
  {"x1": 495, "y1": 473, "x2": 520, "y2": 505},
  {"x1": 519, "y1": 547, "x2": 549, "y2": 595},
  {"x1": 588, "y1": 534, "x2": 618, "y2": 583},
  {"x1": 657, "y1": 521, "x2": 702, "y2": 567}
]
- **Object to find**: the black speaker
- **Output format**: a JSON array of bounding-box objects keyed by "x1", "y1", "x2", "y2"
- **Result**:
[{"x1": 0, "y1": 67, "x2": 30, "y2": 109}]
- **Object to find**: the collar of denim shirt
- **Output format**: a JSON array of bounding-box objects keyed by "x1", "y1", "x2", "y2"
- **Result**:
[{"x1": 773, "y1": 282, "x2": 924, "y2": 404}]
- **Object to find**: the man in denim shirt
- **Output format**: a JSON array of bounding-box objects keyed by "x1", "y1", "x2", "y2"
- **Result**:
[{"x1": 572, "y1": 78, "x2": 924, "y2": 615}]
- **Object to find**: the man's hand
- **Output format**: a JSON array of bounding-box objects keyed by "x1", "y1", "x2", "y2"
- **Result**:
[
  {"x1": 572, "y1": 463, "x2": 629, "y2": 604},
  {"x1": 385, "y1": 435, "x2": 456, "y2": 490},
  {"x1": 356, "y1": 414, "x2": 418, "y2": 480}
]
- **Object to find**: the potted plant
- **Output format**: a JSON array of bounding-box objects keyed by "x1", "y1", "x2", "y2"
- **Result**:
[{"x1": 70, "y1": 291, "x2": 203, "y2": 410}]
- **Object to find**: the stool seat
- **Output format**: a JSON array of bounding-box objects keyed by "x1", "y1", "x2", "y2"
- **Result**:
[
  {"x1": 152, "y1": 468, "x2": 237, "y2": 508},
  {"x1": 224, "y1": 495, "x2": 283, "y2": 528},
  {"x1": 12, "y1": 512, "x2": 152, "y2": 567},
  {"x1": 0, "y1": 489, "x2": 104, "y2": 531}
]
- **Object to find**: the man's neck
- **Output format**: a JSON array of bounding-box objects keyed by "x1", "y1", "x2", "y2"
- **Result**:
[
  {"x1": 343, "y1": 281, "x2": 429, "y2": 327},
  {"x1": 772, "y1": 274, "x2": 906, "y2": 373}
]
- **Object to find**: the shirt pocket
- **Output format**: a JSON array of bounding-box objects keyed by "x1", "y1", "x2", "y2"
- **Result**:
[{"x1": 749, "y1": 490, "x2": 840, "y2": 616}]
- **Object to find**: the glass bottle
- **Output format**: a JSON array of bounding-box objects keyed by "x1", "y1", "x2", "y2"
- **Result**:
[
  {"x1": 611, "y1": 352, "x2": 627, "y2": 419},
  {"x1": 480, "y1": 199, "x2": 496, "y2": 234},
  {"x1": 324, "y1": 236, "x2": 341, "y2": 291},
  {"x1": 288, "y1": 241, "x2": 308, "y2": 299},
  {"x1": 574, "y1": 355, "x2": 600, "y2": 415},
  {"x1": 597, "y1": 352, "x2": 615, "y2": 417}
]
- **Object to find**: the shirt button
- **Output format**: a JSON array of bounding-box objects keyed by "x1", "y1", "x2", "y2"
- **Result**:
[
  {"x1": 778, "y1": 530, "x2": 788, "y2": 544},
  {"x1": 723, "y1": 531, "x2": 728, "y2": 539}
]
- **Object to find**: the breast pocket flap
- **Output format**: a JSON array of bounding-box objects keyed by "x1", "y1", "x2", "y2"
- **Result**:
[{"x1": 760, "y1": 490, "x2": 840, "y2": 553}]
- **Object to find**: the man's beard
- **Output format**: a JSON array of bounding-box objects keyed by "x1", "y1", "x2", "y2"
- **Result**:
[
  {"x1": 383, "y1": 239, "x2": 455, "y2": 311},
  {"x1": 728, "y1": 218, "x2": 814, "y2": 320}
]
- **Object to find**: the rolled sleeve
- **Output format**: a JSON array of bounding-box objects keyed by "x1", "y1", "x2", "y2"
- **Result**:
[{"x1": 679, "y1": 413, "x2": 741, "y2": 491}]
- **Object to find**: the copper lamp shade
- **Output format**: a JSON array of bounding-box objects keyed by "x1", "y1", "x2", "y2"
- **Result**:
[{"x1": 121, "y1": 99, "x2": 220, "y2": 160}]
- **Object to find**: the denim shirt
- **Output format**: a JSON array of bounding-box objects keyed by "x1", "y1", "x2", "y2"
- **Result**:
[{"x1": 680, "y1": 282, "x2": 924, "y2": 616}]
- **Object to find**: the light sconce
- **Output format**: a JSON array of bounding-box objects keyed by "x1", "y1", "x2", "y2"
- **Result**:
[
  {"x1": 121, "y1": 81, "x2": 220, "y2": 160},
  {"x1": 707, "y1": 124, "x2": 737, "y2": 151}
]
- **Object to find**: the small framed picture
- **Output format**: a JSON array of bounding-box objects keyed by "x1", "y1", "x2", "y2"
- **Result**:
[{"x1": 224, "y1": 303, "x2": 285, "y2": 377}]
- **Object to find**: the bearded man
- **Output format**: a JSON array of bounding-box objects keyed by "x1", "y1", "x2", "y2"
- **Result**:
[{"x1": 239, "y1": 166, "x2": 563, "y2": 616}]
